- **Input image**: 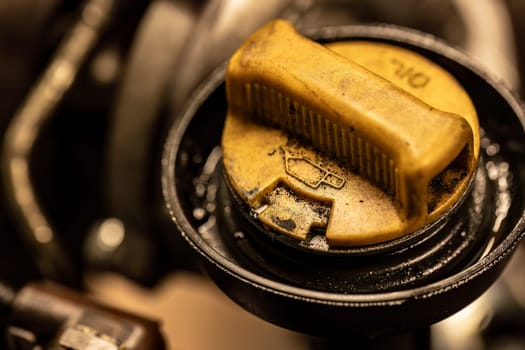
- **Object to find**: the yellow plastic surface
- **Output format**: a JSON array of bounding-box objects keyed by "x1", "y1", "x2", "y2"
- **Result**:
[{"x1": 222, "y1": 20, "x2": 479, "y2": 247}]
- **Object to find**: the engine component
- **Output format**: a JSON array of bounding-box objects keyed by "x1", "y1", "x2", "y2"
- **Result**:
[
  {"x1": 162, "y1": 21, "x2": 525, "y2": 337},
  {"x1": 0, "y1": 281, "x2": 165, "y2": 349}
]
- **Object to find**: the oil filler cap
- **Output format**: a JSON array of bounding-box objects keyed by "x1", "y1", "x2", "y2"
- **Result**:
[
  {"x1": 222, "y1": 20, "x2": 480, "y2": 247},
  {"x1": 163, "y1": 20, "x2": 525, "y2": 336}
]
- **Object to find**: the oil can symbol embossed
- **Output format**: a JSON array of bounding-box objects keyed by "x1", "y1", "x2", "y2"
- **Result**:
[{"x1": 283, "y1": 147, "x2": 346, "y2": 190}]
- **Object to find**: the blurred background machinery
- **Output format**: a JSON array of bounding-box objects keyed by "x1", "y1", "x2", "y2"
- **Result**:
[{"x1": 0, "y1": 0, "x2": 525, "y2": 349}]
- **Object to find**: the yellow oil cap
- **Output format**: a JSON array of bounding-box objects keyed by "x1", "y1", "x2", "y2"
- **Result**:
[{"x1": 222, "y1": 20, "x2": 479, "y2": 247}]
